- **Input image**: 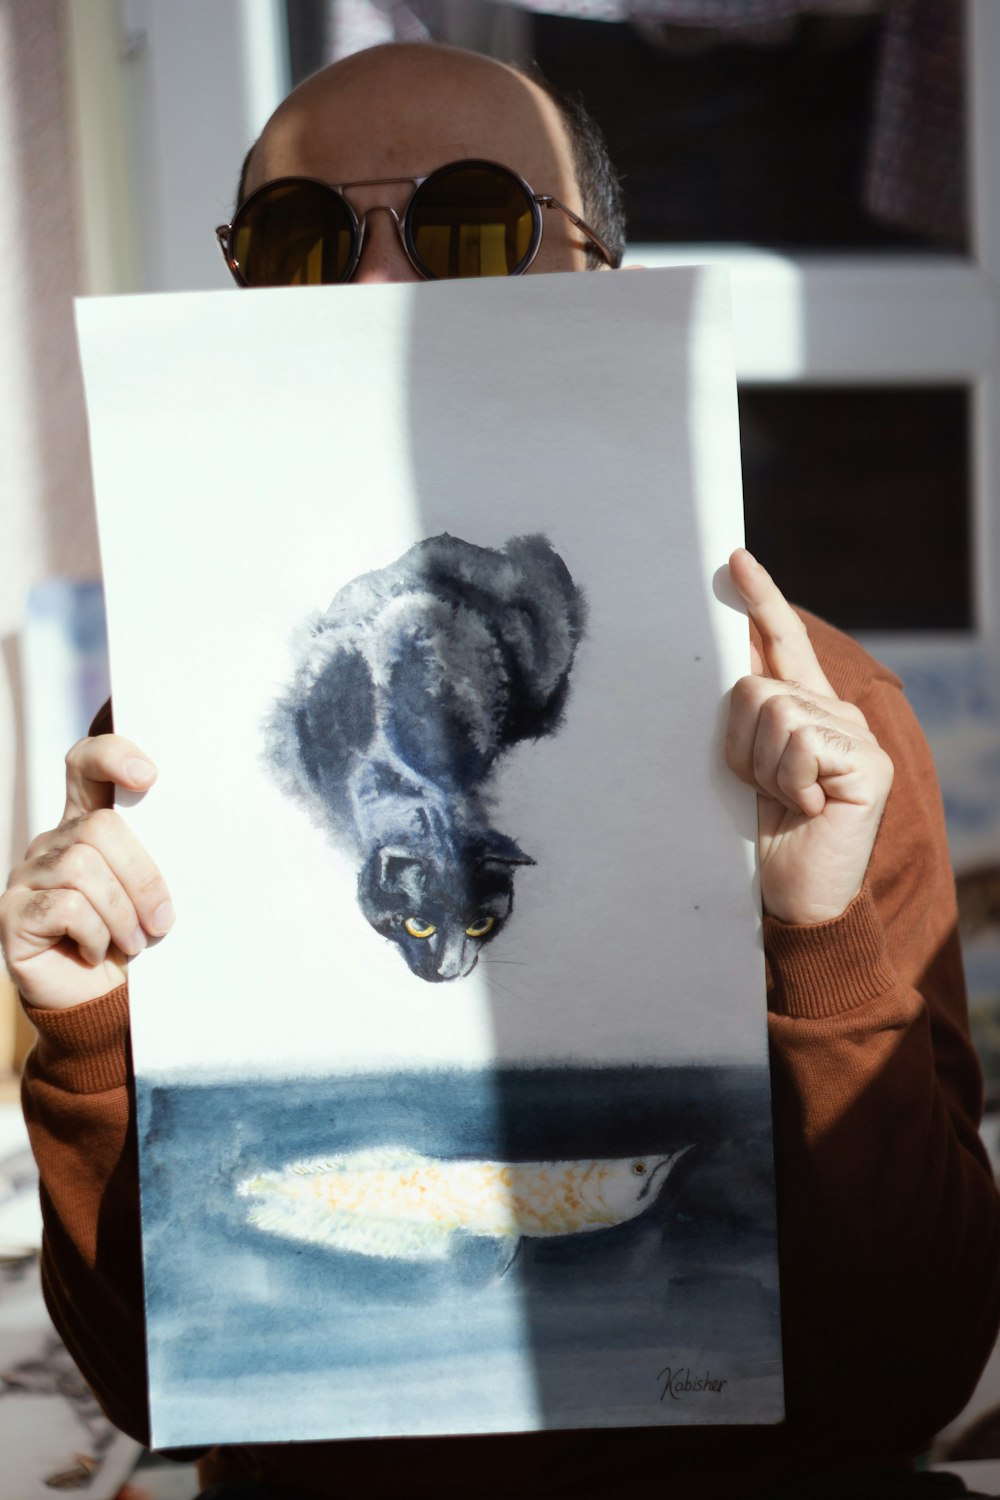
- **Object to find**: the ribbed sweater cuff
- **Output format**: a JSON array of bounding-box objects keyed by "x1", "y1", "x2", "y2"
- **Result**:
[
  {"x1": 22, "y1": 984, "x2": 130, "y2": 1093},
  {"x1": 764, "y1": 886, "x2": 898, "y2": 1020}
]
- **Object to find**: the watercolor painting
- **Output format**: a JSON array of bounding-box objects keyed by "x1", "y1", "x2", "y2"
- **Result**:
[
  {"x1": 136, "y1": 1062, "x2": 781, "y2": 1444},
  {"x1": 78, "y1": 267, "x2": 781, "y2": 1446},
  {"x1": 238, "y1": 1145, "x2": 688, "y2": 1264},
  {"x1": 265, "y1": 531, "x2": 586, "y2": 981}
]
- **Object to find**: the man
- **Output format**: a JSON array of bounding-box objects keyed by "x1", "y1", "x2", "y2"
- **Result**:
[{"x1": 3, "y1": 41, "x2": 999, "y2": 1500}]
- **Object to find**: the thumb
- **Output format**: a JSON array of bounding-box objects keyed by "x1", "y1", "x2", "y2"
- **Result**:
[{"x1": 62, "y1": 735, "x2": 158, "y2": 822}]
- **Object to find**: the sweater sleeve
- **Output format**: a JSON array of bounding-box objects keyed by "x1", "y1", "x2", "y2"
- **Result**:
[
  {"x1": 765, "y1": 647, "x2": 1000, "y2": 1456},
  {"x1": 19, "y1": 984, "x2": 153, "y2": 1446}
]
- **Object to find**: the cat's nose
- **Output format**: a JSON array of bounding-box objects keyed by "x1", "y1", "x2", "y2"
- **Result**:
[{"x1": 437, "y1": 935, "x2": 477, "y2": 981}]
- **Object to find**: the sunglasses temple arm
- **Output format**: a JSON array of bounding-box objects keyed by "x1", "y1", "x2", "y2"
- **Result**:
[
  {"x1": 536, "y1": 196, "x2": 616, "y2": 268},
  {"x1": 215, "y1": 224, "x2": 245, "y2": 287}
]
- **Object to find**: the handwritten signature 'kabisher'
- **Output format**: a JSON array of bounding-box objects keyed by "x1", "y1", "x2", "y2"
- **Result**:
[{"x1": 657, "y1": 1366, "x2": 728, "y2": 1401}]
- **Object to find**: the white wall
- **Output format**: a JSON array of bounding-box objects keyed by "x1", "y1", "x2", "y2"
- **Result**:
[
  {"x1": 0, "y1": 0, "x2": 99, "y2": 1064},
  {"x1": 0, "y1": 1, "x2": 288, "y2": 1064}
]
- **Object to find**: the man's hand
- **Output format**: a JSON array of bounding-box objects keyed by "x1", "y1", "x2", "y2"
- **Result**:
[
  {"x1": 0, "y1": 736, "x2": 173, "y2": 1010},
  {"x1": 726, "y1": 549, "x2": 894, "y2": 926}
]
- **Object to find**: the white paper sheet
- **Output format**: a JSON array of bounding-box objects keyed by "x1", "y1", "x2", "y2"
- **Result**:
[{"x1": 77, "y1": 266, "x2": 782, "y2": 1447}]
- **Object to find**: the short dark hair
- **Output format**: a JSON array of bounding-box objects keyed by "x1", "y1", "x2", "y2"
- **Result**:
[
  {"x1": 518, "y1": 66, "x2": 626, "y2": 270},
  {"x1": 233, "y1": 61, "x2": 626, "y2": 271},
  {"x1": 235, "y1": 143, "x2": 255, "y2": 214}
]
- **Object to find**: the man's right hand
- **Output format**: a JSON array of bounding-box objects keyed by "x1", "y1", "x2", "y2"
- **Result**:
[{"x1": 0, "y1": 736, "x2": 173, "y2": 1010}]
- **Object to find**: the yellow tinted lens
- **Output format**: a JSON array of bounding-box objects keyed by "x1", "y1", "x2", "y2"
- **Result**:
[
  {"x1": 233, "y1": 182, "x2": 355, "y2": 286},
  {"x1": 410, "y1": 164, "x2": 536, "y2": 278}
]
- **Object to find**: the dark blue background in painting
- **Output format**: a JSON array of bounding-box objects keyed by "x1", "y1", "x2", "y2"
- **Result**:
[{"x1": 137, "y1": 1065, "x2": 781, "y2": 1432}]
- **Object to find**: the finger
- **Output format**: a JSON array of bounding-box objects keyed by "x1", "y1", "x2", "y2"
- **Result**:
[
  {"x1": 13, "y1": 835, "x2": 148, "y2": 957},
  {"x1": 728, "y1": 686, "x2": 827, "y2": 815},
  {"x1": 3, "y1": 887, "x2": 115, "y2": 971},
  {"x1": 774, "y1": 718, "x2": 891, "y2": 819},
  {"x1": 730, "y1": 669, "x2": 870, "y2": 741},
  {"x1": 63, "y1": 735, "x2": 158, "y2": 823},
  {"x1": 748, "y1": 639, "x2": 765, "y2": 677},
  {"x1": 773, "y1": 726, "x2": 847, "y2": 819},
  {"x1": 729, "y1": 549, "x2": 834, "y2": 696},
  {"x1": 31, "y1": 807, "x2": 173, "y2": 939},
  {"x1": 727, "y1": 679, "x2": 874, "y2": 811}
]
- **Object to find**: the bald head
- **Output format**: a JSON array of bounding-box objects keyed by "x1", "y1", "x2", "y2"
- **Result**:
[{"x1": 239, "y1": 43, "x2": 623, "y2": 281}]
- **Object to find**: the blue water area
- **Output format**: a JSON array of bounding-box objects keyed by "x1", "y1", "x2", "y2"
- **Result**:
[{"x1": 137, "y1": 1065, "x2": 782, "y2": 1443}]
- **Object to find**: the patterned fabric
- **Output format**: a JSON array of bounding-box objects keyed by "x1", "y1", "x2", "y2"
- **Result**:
[
  {"x1": 866, "y1": 0, "x2": 966, "y2": 243},
  {"x1": 497, "y1": 0, "x2": 878, "y2": 21},
  {"x1": 196, "y1": 1486, "x2": 314, "y2": 1499}
]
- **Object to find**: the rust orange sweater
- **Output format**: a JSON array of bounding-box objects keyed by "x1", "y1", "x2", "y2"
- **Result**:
[{"x1": 19, "y1": 614, "x2": 1000, "y2": 1498}]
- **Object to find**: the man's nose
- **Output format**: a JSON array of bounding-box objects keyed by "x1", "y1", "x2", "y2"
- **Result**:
[{"x1": 352, "y1": 206, "x2": 421, "y2": 285}]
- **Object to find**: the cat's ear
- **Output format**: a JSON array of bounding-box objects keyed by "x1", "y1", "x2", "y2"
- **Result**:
[
  {"x1": 378, "y1": 848, "x2": 426, "y2": 901},
  {"x1": 474, "y1": 831, "x2": 536, "y2": 868}
]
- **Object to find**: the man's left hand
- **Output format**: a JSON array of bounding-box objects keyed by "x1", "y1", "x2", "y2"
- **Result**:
[{"x1": 726, "y1": 549, "x2": 894, "y2": 926}]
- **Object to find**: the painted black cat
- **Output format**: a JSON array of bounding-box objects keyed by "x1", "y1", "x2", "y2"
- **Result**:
[{"x1": 266, "y1": 532, "x2": 586, "y2": 982}]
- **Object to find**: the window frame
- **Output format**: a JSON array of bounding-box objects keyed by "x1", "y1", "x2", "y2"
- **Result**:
[{"x1": 622, "y1": 0, "x2": 999, "y2": 657}]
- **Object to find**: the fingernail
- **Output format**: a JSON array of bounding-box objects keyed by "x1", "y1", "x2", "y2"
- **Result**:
[
  {"x1": 130, "y1": 927, "x2": 147, "y2": 954},
  {"x1": 151, "y1": 900, "x2": 175, "y2": 933},
  {"x1": 124, "y1": 756, "x2": 156, "y2": 783}
]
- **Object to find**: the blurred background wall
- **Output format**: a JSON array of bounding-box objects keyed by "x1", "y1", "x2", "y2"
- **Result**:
[
  {"x1": 0, "y1": 0, "x2": 99, "y2": 1065},
  {"x1": 0, "y1": 0, "x2": 286, "y2": 1063}
]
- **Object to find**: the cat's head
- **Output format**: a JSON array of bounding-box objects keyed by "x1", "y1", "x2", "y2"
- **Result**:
[{"x1": 358, "y1": 832, "x2": 534, "y2": 983}]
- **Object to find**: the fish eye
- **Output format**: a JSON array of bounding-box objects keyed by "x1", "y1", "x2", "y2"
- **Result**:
[
  {"x1": 403, "y1": 917, "x2": 436, "y2": 939},
  {"x1": 465, "y1": 915, "x2": 496, "y2": 938},
  {"x1": 632, "y1": 1161, "x2": 647, "y2": 1176}
]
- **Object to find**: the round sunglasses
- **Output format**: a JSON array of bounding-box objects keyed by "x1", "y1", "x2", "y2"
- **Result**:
[{"x1": 215, "y1": 158, "x2": 615, "y2": 286}]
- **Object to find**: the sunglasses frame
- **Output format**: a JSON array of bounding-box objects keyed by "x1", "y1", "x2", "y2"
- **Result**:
[{"x1": 215, "y1": 158, "x2": 615, "y2": 286}]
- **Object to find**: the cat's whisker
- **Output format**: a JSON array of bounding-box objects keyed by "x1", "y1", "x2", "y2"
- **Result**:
[
  {"x1": 479, "y1": 973, "x2": 524, "y2": 1003},
  {"x1": 484, "y1": 983, "x2": 518, "y2": 1004}
]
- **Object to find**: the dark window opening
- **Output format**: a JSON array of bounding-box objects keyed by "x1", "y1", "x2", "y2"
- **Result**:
[
  {"x1": 533, "y1": 12, "x2": 966, "y2": 254},
  {"x1": 740, "y1": 386, "x2": 971, "y2": 632}
]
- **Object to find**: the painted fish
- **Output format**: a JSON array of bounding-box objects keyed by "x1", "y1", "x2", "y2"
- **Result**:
[{"x1": 237, "y1": 1145, "x2": 689, "y2": 1262}]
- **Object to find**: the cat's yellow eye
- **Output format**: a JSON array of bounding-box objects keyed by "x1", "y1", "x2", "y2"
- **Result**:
[
  {"x1": 404, "y1": 917, "x2": 436, "y2": 939},
  {"x1": 465, "y1": 916, "x2": 496, "y2": 938}
]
